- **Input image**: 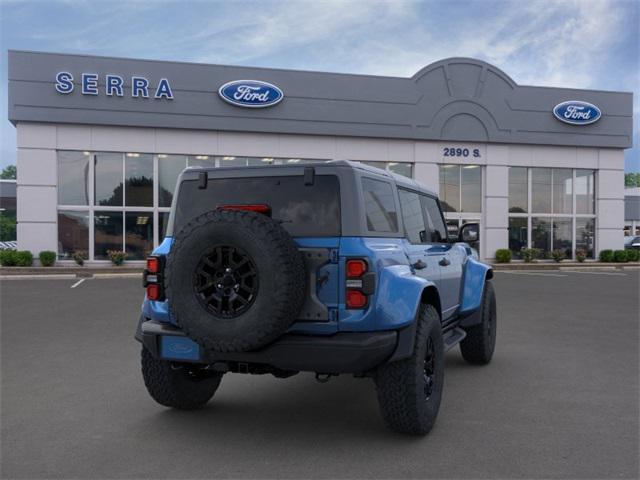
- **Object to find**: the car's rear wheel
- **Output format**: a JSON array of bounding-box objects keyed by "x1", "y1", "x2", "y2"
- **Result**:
[
  {"x1": 374, "y1": 304, "x2": 444, "y2": 435},
  {"x1": 141, "y1": 347, "x2": 223, "y2": 409},
  {"x1": 460, "y1": 280, "x2": 497, "y2": 365}
]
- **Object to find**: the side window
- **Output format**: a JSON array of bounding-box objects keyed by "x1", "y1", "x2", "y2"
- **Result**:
[
  {"x1": 398, "y1": 189, "x2": 427, "y2": 244},
  {"x1": 361, "y1": 177, "x2": 398, "y2": 233},
  {"x1": 421, "y1": 195, "x2": 448, "y2": 243}
]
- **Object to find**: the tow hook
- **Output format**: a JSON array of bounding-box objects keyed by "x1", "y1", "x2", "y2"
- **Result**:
[{"x1": 315, "y1": 373, "x2": 332, "y2": 383}]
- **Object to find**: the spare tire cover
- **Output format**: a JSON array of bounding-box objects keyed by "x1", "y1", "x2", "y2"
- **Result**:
[{"x1": 166, "y1": 209, "x2": 306, "y2": 352}]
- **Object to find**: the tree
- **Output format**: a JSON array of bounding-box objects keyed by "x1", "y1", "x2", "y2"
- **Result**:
[
  {"x1": 625, "y1": 172, "x2": 640, "y2": 188},
  {"x1": 1, "y1": 165, "x2": 16, "y2": 179}
]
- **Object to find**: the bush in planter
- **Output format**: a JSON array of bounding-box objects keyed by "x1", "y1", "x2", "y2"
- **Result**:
[
  {"x1": 613, "y1": 250, "x2": 628, "y2": 263},
  {"x1": 521, "y1": 248, "x2": 538, "y2": 263},
  {"x1": 72, "y1": 250, "x2": 88, "y2": 266},
  {"x1": 495, "y1": 249, "x2": 512, "y2": 263},
  {"x1": 0, "y1": 249, "x2": 18, "y2": 266},
  {"x1": 39, "y1": 250, "x2": 56, "y2": 267},
  {"x1": 551, "y1": 249, "x2": 566, "y2": 263},
  {"x1": 626, "y1": 249, "x2": 639, "y2": 262},
  {"x1": 599, "y1": 249, "x2": 614, "y2": 262},
  {"x1": 15, "y1": 250, "x2": 33, "y2": 267},
  {"x1": 107, "y1": 250, "x2": 127, "y2": 266},
  {"x1": 575, "y1": 248, "x2": 587, "y2": 263}
]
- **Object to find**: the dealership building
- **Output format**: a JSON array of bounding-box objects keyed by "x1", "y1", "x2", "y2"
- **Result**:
[{"x1": 7, "y1": 50, "x2": 633, "y2": 262}]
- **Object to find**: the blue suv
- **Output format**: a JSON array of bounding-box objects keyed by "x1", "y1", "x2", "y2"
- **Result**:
[{"x1": 136, "y1": 161, "x2": 496, "y2": 435}]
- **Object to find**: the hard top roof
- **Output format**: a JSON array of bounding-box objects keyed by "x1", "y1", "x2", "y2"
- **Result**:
[{"x1": 184, "y1": 159, "x2": 437, "y2": 197}]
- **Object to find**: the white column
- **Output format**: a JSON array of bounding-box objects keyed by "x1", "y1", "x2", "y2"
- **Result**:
[
  {"x1": 483, "y1": 164, "x2": 509, "y2": 261},
  {"x1": 16, "y1": 123, "x2": 58, "y2": 258},
  {"x1": 596, "y1": 149, "x2": 625, "y2": 254}
]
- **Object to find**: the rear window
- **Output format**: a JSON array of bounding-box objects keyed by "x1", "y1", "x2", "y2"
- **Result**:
[{"x1": 173, "y1": 175, "x2": 341, "y2": 237}]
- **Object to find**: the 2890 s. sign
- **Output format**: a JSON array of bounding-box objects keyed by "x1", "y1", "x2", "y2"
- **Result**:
[
  {"x1": 218, "y1": 80, "x2": 283, "y2": 108},
  {"x1": 553, "y1": 100, "x2": 601, "y2": 125}
]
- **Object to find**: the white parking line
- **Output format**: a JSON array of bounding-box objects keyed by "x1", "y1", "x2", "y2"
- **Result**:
[
  {"x1": 563, "y1": 270, "x2": 627, "y2": 276},
  {"x1": 70, "y1": 278, "x2": 86, "y2": 288},
  {"x1": 497, "y1": 271, "x2": 567, "y2": 277}
]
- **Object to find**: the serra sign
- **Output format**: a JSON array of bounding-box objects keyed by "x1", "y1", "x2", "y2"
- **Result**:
[{"x1": 55, "y1": 72, "x2": 174, "y2": 99}]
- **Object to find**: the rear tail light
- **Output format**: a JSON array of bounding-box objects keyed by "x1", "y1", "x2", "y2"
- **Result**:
[
  {"x1": 345, "y1": 258, "x2": 375, "y2": 309},
  {"x1": 144, "y1": 255, "x2": 165, "y2": 301},
  {"x1": 219, "y1": 204, "x2": 271, "y2": 215},
  {"x1": 147, "y1": 257, "x2": 160, "y2": 274},
  {"x1": 146, "y1": 284, "x2": 161, "y2": 301}
]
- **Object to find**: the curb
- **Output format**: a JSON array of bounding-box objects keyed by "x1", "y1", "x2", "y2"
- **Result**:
[
  {"x1": 0, "y1": 266, "x2": 143, "y2": 277},
  {"x1": 490, "y1": 262, "x2": 639, "y2": 271}
]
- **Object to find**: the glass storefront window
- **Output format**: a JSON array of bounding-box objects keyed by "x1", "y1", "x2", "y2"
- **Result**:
[
  {"x1": 508, "y1": 217, "x2": 527, "y2": 258},
  {"x1": 94, "y1": 211, "x2": 123, "y2": 260},
  {"x1": 125, "y1": 153, "x2": 153, "y2": 207},
  {"x1": 552, "y1": 169, "x2": 572, "y2": 214},
  {"x1": 187, "y1": 155, "x2": 214, "y2": 168},
  {"x1": 531, "y1": 217, "x2": 551, "y2": 258},
  {"x1": 461, "y1": 165, "x2": 481, "y2": 212},
  {"x1": 439, "y1": 165, "x2": 460, "y2": 212},
  {"x1": 576, "y1": 170, "x2": 595, "y2": 214},
  {"x1": 158, "y1": 155, "x2": 187, "y2": 207},
  {"x1": 95, "y1": 153, "x2": 123, "y2": 206},
  {"x1": 57, "y1": 211, "x2": 89, "y2": 259},
  {"x1": 552, "y1": 217, "x2": 572, "y2": 258},
  {"x1": 125, "y1": 212, "x2": 154, "y2": 260},
  {"x1": 387, "y1": 162, "x2": 412, "y2": 178},
  {"x1": 58, "y1": 151, "x2": 90, "y2": 205},
  {"x1": 508, "y1": 167, "x2": 527, "y2": 213},
  {"x1": 576, "y1": 218, "x2": 595, "y2": 259},
  {"x1": 531, "y1": 168, "x2": 551, "y2": 213}
]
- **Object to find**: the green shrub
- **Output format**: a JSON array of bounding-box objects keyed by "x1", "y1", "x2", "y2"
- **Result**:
[
  {"x1": 495, "y1": 249, "x2": 512, "y2": 263},
  {"x1": 15, "y1": 250, "x2": 33, "y2": 267},
  {"x1": 72, "y1": 250, "x2": 88, "y2": 266},
  {"x1": 599, "y1": 249, "x2": 614, "y2": 262},
  {"x1": 39, "y1": 250, "x2": 56, "y2": 267},
  {"x1": 626, "y1": 249, "x2": 639, "y2": 262},
  {"x1": 575, "y1": 248, "x2": 587, "y2": 263},
  {"x1": 613, "y1": 250, "x2": 628, "y2": 263},
  {"x1": 107, "y1": 250, "x2": 127, "y2": 266},
  {"x1": 521, "y1": 248, "x2": 537, "y2": 263},
  {"x1": 0, "y1": 249, "x2": 18, "y2": 266},
  {"x1": 551, "y1": 249, "x2": 566, "y2": 263}
]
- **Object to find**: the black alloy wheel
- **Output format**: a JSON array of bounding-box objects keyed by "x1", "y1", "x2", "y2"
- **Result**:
[{"x1": 193, "y1": 245, "x2": 258, "y2": 318}]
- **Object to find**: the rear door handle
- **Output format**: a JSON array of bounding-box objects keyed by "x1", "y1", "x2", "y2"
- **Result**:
[{"x1": 439, "y1": 257, "x2": 451, "y2": 267}]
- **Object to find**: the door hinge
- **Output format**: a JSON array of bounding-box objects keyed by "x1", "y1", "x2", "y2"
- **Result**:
[
  {"x1": 329, "y1": 249, "x2": 339, "y2": 263},
  {"x1": 329, "y1": 308, "x2": 338, "y2": 322}
]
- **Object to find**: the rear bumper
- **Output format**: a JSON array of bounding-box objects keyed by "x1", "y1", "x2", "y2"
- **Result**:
[{"x1": 136, "y1": 319, "x2": 397, "y2": 374}]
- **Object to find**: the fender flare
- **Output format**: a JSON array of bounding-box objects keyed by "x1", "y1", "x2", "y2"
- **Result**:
[{"x1": 458, "y1": 257, "x2": 493, "y2": 327}]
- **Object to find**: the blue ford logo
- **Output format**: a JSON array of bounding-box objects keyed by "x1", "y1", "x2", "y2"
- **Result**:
[
  {"x1": 553, "y1": 100, "x2": 601, "y2": 125},
  {"x1": 168, "y1": 343, "x2": 194, "y2": 354},
  {"x1": 218, "y1": 80, "x2": 283, "y2": 108}
]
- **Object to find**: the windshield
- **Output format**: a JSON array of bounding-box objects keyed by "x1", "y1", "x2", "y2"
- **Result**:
[{"x1": 171, "y1": 174, "x2": 341, "y2": 237}]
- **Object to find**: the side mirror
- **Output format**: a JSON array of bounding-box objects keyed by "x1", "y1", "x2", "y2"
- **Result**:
[{"x1": 459, "y1": 223, "x2": 479, "y2": 243}]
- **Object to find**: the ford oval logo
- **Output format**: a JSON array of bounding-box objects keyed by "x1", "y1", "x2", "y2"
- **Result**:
[
  {"x1": 168, "y1": 343, "x2": 194, "y2": 354},
  {"x1": 553, "y1": 100, "x2": 601, "y2": 125},
  {"x1": 218, "y1": 80, "x2": 283, "y2": 108}
]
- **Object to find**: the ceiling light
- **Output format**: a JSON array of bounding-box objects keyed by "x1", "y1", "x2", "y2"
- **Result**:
[
  {"x1": 261, "y1": 157, "x2": 273, "y2": 162},
  {"x1": 126, "y1": 153, "x2": 140, "y2": 157},
  {"x1": 82, "y1": 151, "x2": 91, "y2": 156},
  {"x1": 222, "y1": 156, "x2": 236, "y2": 161},
  {"x1": 388, "y1": 162, "x2": 398, "y2": 166},
  {"x1": 195, "y1": 155, "x2": 209, "y2": 160},
  {"x1": 158, "y1": 154, "x2": 167, "y2": 159},
  {"x1": 287, "y1": 159, "x2": 300, "y2": 163},
  {"x1": 463, "y1": 165, "x2": 479, "y2": 169}
]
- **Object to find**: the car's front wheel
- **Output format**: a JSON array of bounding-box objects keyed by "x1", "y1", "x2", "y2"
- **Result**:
[
  {"x1": 141, "y1": 347, "x2": 223, "y2": 409},
  {"x1": 374, "y1": 304, "x2": 444, "y2": 435}
]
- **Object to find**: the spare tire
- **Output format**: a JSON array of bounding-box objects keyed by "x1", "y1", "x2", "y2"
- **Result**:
[{"x1": 165, "y1": 209, "x2": 306, "y2": 352}]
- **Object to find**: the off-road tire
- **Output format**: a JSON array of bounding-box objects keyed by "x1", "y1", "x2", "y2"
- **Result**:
[
  {"x1": 374, "y1": 304, "x2": 444, "y2": 435},
  {"x1": 166, "y1": 209, "x2": 306, "y2": 353},
  {"x1": 460, "y1": 280, "x2": 496, "y2": 365},
  {"x1": 141, "y1": 347, "x2": 223, "y2": 409}
]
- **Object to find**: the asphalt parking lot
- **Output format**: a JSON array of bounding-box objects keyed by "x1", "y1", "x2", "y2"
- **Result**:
[{"x1": 1, "y1": 270, "x2": 638, "y2": 479}]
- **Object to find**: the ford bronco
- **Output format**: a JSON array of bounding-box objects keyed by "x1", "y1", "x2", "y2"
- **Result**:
[{"x1": 135, "y1": 160, "x2": 496, "y2": 435}]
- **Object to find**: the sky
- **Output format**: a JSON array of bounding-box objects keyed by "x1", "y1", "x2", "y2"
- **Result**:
[{"x1": 0, "y1": 0, "x2": 638, "y2": 171}]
